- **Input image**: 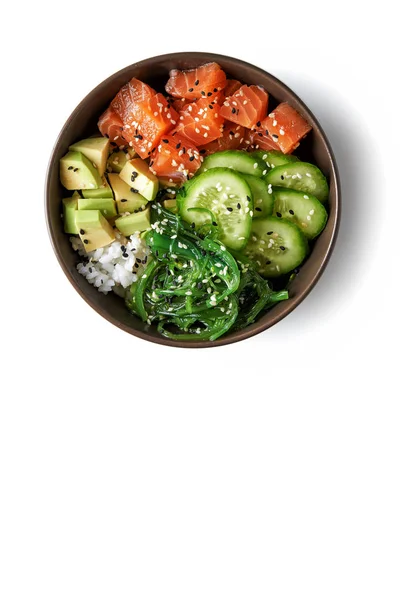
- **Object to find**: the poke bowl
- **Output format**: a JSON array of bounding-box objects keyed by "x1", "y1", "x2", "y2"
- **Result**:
[{"x1": 45, "y1": 52, "x2": 340, "y2": 348}]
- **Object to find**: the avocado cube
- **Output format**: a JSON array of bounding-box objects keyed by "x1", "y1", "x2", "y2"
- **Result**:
[
  {"x1": 75, "y1": 210, "x2": 115, "y2": 252},
  {"x1": 62, "y1": 195, "x2": 79, "y2": 234},
  {"x1": 115, "y1": 207, "x2": 151, "y2": 236},
  {"x1": 78, "y1": 196, "x2": 117, "y2": 219},
  {"x1": 108, "y1": 173, "x2": 147, "y2": 214},
  {"x1": 107, "y1": 149, "x2": 136, "y2": 174},
  {"x1": 60, "y1": 151, "x2": 102, "y2": 190},
  {"x1": 69, "y1": 136, "x2": 110, "y2": 176},
  {"x1": 81, "y1": 176, "x2": 113, "y2": 199},
  {"x1": 162, "y1": 199, "x2": 178, "y2": 214},
  {"x1": 119, "y1": 158, "x2": 159, "y2": 202}
]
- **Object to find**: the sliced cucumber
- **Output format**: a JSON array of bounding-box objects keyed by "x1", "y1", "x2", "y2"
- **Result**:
[
  {"x1": 251, "y1": 149, "x2": 299, "y2": 170},
  {"x1": 179, "y1": 167, "x2": 253, "y2": 250},
  {"x1": 241, "y1": 174, "x2": 273, "y2": 218},
  {"x1": 272, "y1": 188, "x2": 328, "y2": 239},
  {"x1": 264, "y1": 162, "x2": 329, "y2": 203},
  {"x1": 243, "y1": 216, "x2": 308, "y2": 277},
  {"x1": 199, "y1": 150, "x2": 268, "y2": 178}
]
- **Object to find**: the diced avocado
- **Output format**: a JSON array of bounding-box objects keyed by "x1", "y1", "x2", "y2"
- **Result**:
[
  {"x1": 69, "y1": 137, "x2": 110, "y2": 176},
  {"x1": 75, "y1": 210, "x2": 115, "y2": 252},
  {"x1": 115, "y1": 207, "x2": 151, "y2": 236},
  {"x1": 81, "y1": 176, "x2": 113, "y2": 199},
  {"x1": 162, "y1": 199, "x2": 178, "y2": 214},
  {"x1": 119, "y1": 158, "x2": 159, "y2": 201},
  {"x1": 107, "y1": 149, "x2": 136, "y2": 173},
  {"x1": 60, "y1": 151, "x2": 102, "y2": 190},
  {"x1": 108, "y1": 173, "x2": 148, "y2": 214},
  {"x1": 78, "y1": 197, "x2": 117, "y2": 219},
  {"x1": 62, "y1": 195, "x2": 79, "y2": 234}
]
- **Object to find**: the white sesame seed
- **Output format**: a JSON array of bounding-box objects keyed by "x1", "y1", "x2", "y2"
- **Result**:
[
  {"x1": 179, "y1": 115, "x2": 184, "y2": 120},
  {"x1": 243, "y1": 100, "x2": 248, "y2": 105},
  {"x1": 153, "y1": 111, "x2": 158, "y2": 116},
  {"x1": 306, "y1": 173, "x2": 311, "y2": 177},
  {"x1": 279, "y1": 128, "x2": 285, "y2": 135},
  {"x1": 195, "y1": 127, "x2": 200, "y2": 133},
  {"x1": 304, "y1": 195, "x2": 309, "y2": 199},
  {"x1": 309, "y1": 209, "x2": 315, "y2": 215},
  {"x1": 306, "y1": 215, "x2": 311, "y2": 221},
  {"x1": 171, "y1": 119, "x2": 176, "y2": 125},
  {"x1": 272, "y1": 119, "x2": 277, "y2": 126},
  {"x1": 204, "y1": 133, "x2": 208, "y2": 138},
  {"x1": 253, "y1": 163, "x2": 258, "y2": 169},
  {"x1": 262, "y1": 169, "x2": 267, "y2": 175},
  {"x1": 186, "y1": 290, "x2": 192, "y2": 295}
]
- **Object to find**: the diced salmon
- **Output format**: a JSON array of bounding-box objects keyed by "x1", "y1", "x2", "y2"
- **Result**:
[
  {"x1": 97, "y1": 107, "x2": 127, "y2": 148},
  {"x1": 110, "y1": 78, "x2": 178, "y2": 158},
  {"x1": 241, "y1": 128, "x2": 281, "y2": 152},
  {"x1": 111, "y1": 78, "x2": 155, "y2": 121},
  {"x1": 219, "y1": 84, "x2": 269, "y2": 129},
  {"x1": 198, "y1": 121, "x2": 245, "y2": 156},
  {"x1": 150, "y1": 133, "x2": 202, "y2": 183},
  {"x1": 174, "y1": 97, "x2": 224, "y2": 146},
  {"x1": 169, "y1": 97, "x2": 191, "y2": 113},
  {"x1": 224, "y1": 79, "x2": 243, "y2": 97},
  {"x1": 165, "y1": 62, "x2": 227, "y2": 101},
  {"x1": 260, "y1": 103, "x2": 312, "y2": 154}
]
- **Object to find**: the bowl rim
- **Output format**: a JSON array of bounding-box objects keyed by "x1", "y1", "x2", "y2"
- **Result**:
[{"x1": 45, "y1": 51, "x2": 341, "y2": 348}]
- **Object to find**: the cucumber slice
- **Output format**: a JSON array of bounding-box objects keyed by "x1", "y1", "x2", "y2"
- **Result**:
[
  {"x1": 251, "y1": 150, "x2": 299, "y2": 170},
  {"x1": 199, "y1": 150, "x2": 268, "y2": 178},
  {"x1": 241, "y1": 174, "x2": 273, "y2": 218},
  {"x1": 264, "y1": 162, "x2": 329, "y2": 203},
  {"x1": 272, "y1": 188, "x2": 328, "y2": 239},
  {"x1": 243, "y1": 216, "x2": 308, "y2": 277},
  {"x1": 179, "y1": 167, "x2": 253, "y2": 250}
]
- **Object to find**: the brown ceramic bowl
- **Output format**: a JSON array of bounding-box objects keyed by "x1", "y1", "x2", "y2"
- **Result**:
[{"x1": 45, "y1": 52, "x2": 340, "y2": 348}]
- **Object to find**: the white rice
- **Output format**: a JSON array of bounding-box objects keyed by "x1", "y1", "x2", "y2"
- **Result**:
[{"x1": 70, "y1": 232, "x2": 149, "y2": 295}]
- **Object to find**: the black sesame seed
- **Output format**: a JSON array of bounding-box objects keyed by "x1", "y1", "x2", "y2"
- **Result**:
[
  {"x1": 256, "y1": 121, "x2": 261, "y2": 127},
  {"x1": 229, "y1": 130, "x2": 234, "y2": 136},
  {"x1": 176, "y1": 142, "x2": 181, "y2": 149},
  {"x1": 121, "y1": 245, "x2": 126, "y2": 251},
  {"x1": 265, "y1": 129, "x2": 269, "y2": 135},
  {"x1": 135, "y1": 134, "x2": 143, "y2": 140},
  {"x1": 209, "y1": 104, "x2": 214, "y2": 109},
  {"x1": 130, "y1": 188, "x2": 138, "y2": 193},
  {"x1": 267, "y1": 231, "x2": 273, "y2": 235},
  {"x1": 213, "y1": 88, "x2": 218, "y2": 93},
  {"x1": 289, "y1": 209, "x2": 294, "y2": 215},
  {"x1": 231, "y1": 108, "x2": 236, "y2": 114},
  {"x1": 197, "y1": 282, "x2": 203, "y2": 289},
  {"x1": 207, "y1": 91, "x2": 212, "y2": 97},
  {"x1": 255, "y1": 207, "x2": 262, "y2": 212},
  {"x1": 123, "y1": 252, "x2": 128, "y2": 258},
  {"x1": 182, "y1": 147, "x2": 186, "y2": 154},
  {"x1": 121, "y1": 198, "x2": 127, "y2": 202},
  {"x1": 280, "y1": 175, "x2": 284, "y2": 180},
  {"x1": 195, "y1": 79, "x2": 199, "y2": 86},
  {"x1": 134, "y1": 263, "x2": 139, "y2": 269},
  {"x1": 162, "y1": 139, "x2": 169, "y2": 143},
  {"x1": 212, "y1": 221, "x2": 218, "y2": 227},
  {"x1": 246, "y1": 196, "x2": 251, "y2": 203},
  {"x1": 276, "y1": 212, "x2": 282, "y2": 217},
  {"x1": 83, "y1": 239, "x2": 89, "y2": 244},
  {"x1": 191, "y1": 222, "x2": 195, "y2": 229},
  {"x1": 89, "y1": 267, "x2": 92, "y2": 273},
  {"x1": 258, "y1": 132, "x2": 263, "y2": 137},
  {"x1": 188, "y1": 88, "x2": 194, "y2": 92},
  {"x1": 265, "y1": 260, "x2": 271, "y2": 265},
  {"x1": 188, "y1": 156, "x2": 194, "y2": 162},
  {"x1": 68, "y1": 166, "x2": 73, "y2": 170},
  {"x1": 101, "y1": 279, "x2": 103, "y2": 284},
  {"x1": 73, "y1": 168, "x2": 79, "y2": 172},
  {"x1": 79, "y1": 229, "x2": 85, "y2": 234},
  {"x1": 227, "y1": 207, "x2": 233, "y2": 212},
  {"x1": 237, "y1": 203, "x2": 241, "y2": 209}
]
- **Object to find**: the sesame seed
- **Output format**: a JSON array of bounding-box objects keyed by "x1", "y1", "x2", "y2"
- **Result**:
[
  {"x1": 195, "y1": 79, "x2": 199, "y2": 85},
  {"x1": 256, "y1": 121, "x2": 261, "y2": 127},
  {"x1": 309, "y1": 209, "x2": 315, "y2": 215},
  {"x1": 306, "y1": 173, "x2": 312, "y2": 177},
  {"x1": 304, "y1": 195, "x2": 309, "y2": 199},
  {"x1": 253, "y1": 162, "x2": 258, "y2": 169},
  {"x1": 153, "y1": 111, "x2": 158, "y2": 117},
  {"x1": 289, "y1": 209, "x2": 294, "y2": 215},
  {"x1": 231, "y1": 108, "x2": 236, "y2": 114},
  {"x1": 307, "y1": 215, "x2": 311, "y2": 220},
  {"x1": 276, "y1": 212, "x2": 282, "y2": 217},
  {"x1": 188, "y1": 87, "x2": 194, "y2": 92}
]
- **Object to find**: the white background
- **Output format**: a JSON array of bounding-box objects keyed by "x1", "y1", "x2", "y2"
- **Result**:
[{"x1": 1, "y1": 1, "x2": 399, "y2": 598}]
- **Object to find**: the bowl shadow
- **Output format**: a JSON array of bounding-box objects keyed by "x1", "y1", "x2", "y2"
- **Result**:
[{"x1": 256, "y1": 73, "x2": 375, "y2": 338}]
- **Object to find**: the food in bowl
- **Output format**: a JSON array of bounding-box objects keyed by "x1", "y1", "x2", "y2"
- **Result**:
[{"x1": 59, "y1": 62, "x2": 329, "y2": 341}]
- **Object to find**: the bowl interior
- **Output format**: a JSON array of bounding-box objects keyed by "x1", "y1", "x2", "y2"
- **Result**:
[{"x1": 46, "y1": 52, "x2": 339, "y2": 348}]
